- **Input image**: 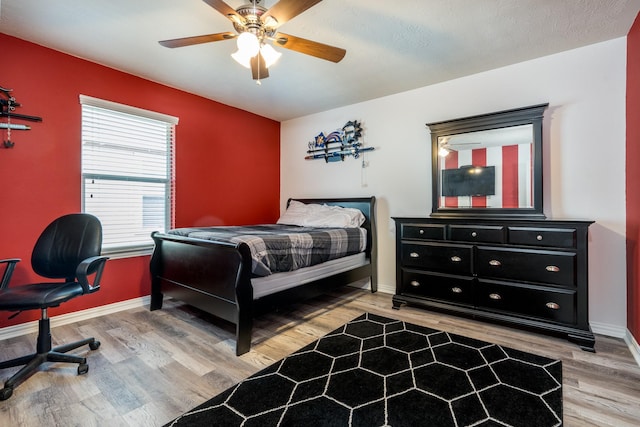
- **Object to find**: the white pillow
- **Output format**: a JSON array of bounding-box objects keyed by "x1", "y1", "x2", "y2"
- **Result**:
[
  {"x1": 277, "y1": 201, "x2": 365, "y2": 228},
  {"x1": 276, "y1": 200, "x2": 310, "y2": 226}
]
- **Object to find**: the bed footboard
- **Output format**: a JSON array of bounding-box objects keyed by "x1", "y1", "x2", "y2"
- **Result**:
[{"x1": 149, "y1": 232, "x2": 255, "y2": 355}]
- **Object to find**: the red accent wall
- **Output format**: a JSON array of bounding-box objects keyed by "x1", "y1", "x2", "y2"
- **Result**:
[
  {"x1": 444, "y1": 150, "x2": 459, "y2": 207},
  {"x1": 627, "y1": 13, "x2": 640, "y2": 341},
  {"x1": 502, "y1": 145, "x2": 519, "y2": 208},
  {"x1": 471, "y1": 149, "x2": 487, "y2": 207},
  {"x1": 0, "y1": 34, "x2": 280, "y2": 327}
]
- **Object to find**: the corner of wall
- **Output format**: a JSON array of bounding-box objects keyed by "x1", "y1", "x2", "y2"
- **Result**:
[
  {"x1": 625, "y1": 329, "x2": 640, "y2": 367},
  {"x1": 626, "y1": 11, "x2": 640, "y2": 344}
]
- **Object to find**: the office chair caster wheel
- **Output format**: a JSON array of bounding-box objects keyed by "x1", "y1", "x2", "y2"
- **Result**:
[
  {"x1": 0, "y1": 386, "x2": 13, "y2": 401},
  {"x1": 89, "y1": 340, "x2": 100, "y2": 351},
  {"x1": 78, "y1": 363, "x2": 89, "y2": 375}
]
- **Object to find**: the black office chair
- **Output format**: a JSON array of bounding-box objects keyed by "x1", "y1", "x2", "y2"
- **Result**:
[{"x1": 0, "y1": 213, "x2": 108, "y2": 400}]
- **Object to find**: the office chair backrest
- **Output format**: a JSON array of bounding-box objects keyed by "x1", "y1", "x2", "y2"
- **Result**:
[{"x1": 31, "y1": 213, "x2": 102, "y2": 281}]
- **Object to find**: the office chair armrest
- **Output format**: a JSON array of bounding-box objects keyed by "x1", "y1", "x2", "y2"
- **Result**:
[
  {"x1": 0, "y1": 258, "x2": 21, "y2": 290},
  {"x1": 76, "y1": 256, "x2": 109, "y2": 294}
]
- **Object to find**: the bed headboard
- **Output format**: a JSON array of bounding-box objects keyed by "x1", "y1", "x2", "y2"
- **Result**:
[{"x1": 287, "y1": 197, "x2": 377, "y2": 259}]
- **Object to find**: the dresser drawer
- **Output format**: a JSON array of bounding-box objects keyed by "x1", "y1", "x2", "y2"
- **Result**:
[
  {"x1": 476, "y1": 246, "x2": 576, "y2": 287},
  {"x1": 401, "y1": 242, "x2": 473, "y2": 275},
  {"x1": 477, "y1": 280, "x2": 576, "y2": 324},
  {"x1": 450, "y1": 225, "x2": 506, "y2": 244},
  {"x1": 401, "y1": 270, "x2": 474, "y2": 305},
  {"x1": 401, "y1": 224, "x2": 447, "y2": 240},
  {"x1": 508, "y1": 227, "x2": 576, "y2": 248}
]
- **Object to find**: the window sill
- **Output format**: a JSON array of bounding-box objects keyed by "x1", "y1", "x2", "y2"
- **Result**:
[{"x1": 101, "y1": 246, "x2": 154, "y2": 259}]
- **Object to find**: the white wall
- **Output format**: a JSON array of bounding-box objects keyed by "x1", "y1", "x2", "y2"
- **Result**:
[{"x1": 280, "y1": 38, "x2": 627, "y2": 335}]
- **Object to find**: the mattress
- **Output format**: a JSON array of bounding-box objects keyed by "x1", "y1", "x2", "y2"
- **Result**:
[
  {"x1": 251, "y1": 252, "x2": 368, "y2": 299},
  {"x1": 167, "y1": 224, "x2": 367, "y2": 276}
]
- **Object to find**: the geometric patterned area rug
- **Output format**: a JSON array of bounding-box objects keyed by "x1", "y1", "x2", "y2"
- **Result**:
[{"x1": 166, "y1": 313, "x2": 563, "y2": 427}]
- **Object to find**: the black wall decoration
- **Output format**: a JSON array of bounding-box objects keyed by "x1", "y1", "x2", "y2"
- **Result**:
[
  {"x1": 1, "y1": 85, "x2": 43, "y2": 148},
  {"x1": 305, "y1": 120, "x2": 374, "y2": 163}
]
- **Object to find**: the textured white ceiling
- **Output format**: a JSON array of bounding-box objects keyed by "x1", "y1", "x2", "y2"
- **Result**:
[{"x1": 1, "y1": 0, "x2": 638, "y2": 121}]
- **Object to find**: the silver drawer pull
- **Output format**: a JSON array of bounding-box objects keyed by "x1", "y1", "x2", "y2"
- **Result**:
[
  {"x1": 546, "y1": 302, "x2": 560, "y2": 310},
  {"x1": 410, "y1": 252, "x2": 420, "y2": 258},
  {"x1": 489, "y1": 293, "x2": 502, "y2": 300},
  {"x1": 537, "y1": 235, "x2": 543, "y2": 241},
  {"x1": 419, "y1": 229, "x2": 425, "y2": 234},
  {"x1": 489, "y1": 260, "x2": 501, "y2": 266},
  {"x1": 410, "y1": 280, "x2": 420, "y2": 287},
  {"x1": 450, "y1": 256, "x2": 462, "y2": 262},
  {"x1": 546, "y1": 265, "x2": 560, "y2": 272},
  {"x1": 471, "y1": 231, "x2": 478, "y2": 237},
  {"x1": 451, "y1": 287, "x2": 463, "y2": 294}
]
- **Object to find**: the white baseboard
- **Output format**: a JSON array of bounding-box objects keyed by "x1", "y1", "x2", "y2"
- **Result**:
[
  {"x1": 625, "y1": 329, "x2": 640, "y2": 367},
  {"x1": 590, "y1": 321, "x2": 640, "y2": 367},
  {"x1": 348, "y1": 280, "x2": 394, "y2": 295},
  {"x1": 590, "y1": 321, "x2": 627, "y2": 338},
  {"x1": 0, "y1": 296, "x2": 150, "y2": 341},
  {"x1": 376, "y1": 283, "x2": 395, "y2": 294}
]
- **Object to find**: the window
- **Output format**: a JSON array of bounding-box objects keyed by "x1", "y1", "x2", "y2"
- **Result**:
[{"x1": 80, "y1": 95, "x2": 178, "y2": 257}]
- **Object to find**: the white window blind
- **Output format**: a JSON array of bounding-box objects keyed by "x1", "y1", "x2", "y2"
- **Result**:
[{"x1": 80, "y1": 95, "x2": 178, "y2": 256}]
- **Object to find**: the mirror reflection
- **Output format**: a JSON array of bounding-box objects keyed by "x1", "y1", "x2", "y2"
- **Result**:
[
  {"x1": 428, "y1": 103, "x2": 547, "y2": 218},
  {"x1": 437, "y1": 124, "x2": 534, "y2": 209}
]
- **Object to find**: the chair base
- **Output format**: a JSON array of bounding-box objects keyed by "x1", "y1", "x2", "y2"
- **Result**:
[{"x1": 0, "y1": 315, "x2": 101, "y2": 401}]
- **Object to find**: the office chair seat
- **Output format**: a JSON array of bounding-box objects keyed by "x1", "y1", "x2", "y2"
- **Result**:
[
  {"x1": 0, "y1": 282, "x2": 84, "y2": 311},
  {"x1": 0, "y1": 213, "x2": 108, "y2": 401}
]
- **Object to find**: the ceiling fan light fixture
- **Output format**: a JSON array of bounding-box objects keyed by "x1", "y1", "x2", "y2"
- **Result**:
[
  {"x1": 260, "y1": 43, "x2": 281, "y2": 68},
  {"x1": 236, "y1": 32, "x2": 260, "y2": 57},
  {"x1": 231, "y1": 49, "x2": 253, "y2": 68}
]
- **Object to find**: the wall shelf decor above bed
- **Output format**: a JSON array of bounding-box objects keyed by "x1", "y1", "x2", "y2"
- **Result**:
[{"x1": 305, "y1": 120, "x2": 375, "y2": 163}]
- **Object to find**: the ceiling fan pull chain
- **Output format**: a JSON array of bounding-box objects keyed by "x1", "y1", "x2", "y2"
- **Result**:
[{"x1": 257, "y1": 42, "x2": 261, "y2": 86}]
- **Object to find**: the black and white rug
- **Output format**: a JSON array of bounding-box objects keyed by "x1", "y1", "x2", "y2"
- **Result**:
[{"x1": 167, "y1": 313, "x2": 562, "y2": 427}]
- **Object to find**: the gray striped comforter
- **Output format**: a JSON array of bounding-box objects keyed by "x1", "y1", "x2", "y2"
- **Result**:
[{"x1": 167, "y1": 225, "x2": 367, "y2": 277}]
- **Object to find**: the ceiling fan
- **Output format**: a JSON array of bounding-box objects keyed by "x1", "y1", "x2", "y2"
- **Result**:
[
  {"x1": 438, "y1": 137, "x2": 481, "y2": 157},
  {"x1": 159, "y1": 0, "x2": 346, "y2": 83}
]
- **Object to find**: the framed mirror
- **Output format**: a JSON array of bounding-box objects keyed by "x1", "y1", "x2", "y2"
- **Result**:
[{"x1": 427, "y1": 104, "x2": 548, "y2": 218}]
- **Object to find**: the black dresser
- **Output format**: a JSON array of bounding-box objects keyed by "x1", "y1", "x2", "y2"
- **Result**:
[{"x1": 392, "y1": 217, "x2": 595, "y2": 351}]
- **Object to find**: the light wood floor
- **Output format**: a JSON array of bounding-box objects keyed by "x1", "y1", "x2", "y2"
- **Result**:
[{"x1": 0, "y1": 288, "x2": 639, "y2": 426}]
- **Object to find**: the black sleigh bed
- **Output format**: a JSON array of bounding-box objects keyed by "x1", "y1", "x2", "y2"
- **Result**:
[{"x1": 149, "y1": 197, "x2": 377, "y2": 355}]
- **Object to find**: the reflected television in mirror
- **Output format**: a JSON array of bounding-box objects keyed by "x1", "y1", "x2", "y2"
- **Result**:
[{"x1": 442, "y1": 165, "x2": 496, "y2": 197}]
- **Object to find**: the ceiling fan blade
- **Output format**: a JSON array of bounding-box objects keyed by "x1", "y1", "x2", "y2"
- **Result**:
[
  {"x1": 251, "y1": 53, "x2": 269, "y2": 80},
  {"x1": 202, "y1": 0, "x2": 242, "y2": 22},
  {"x1": 275, "y1": 33, "x2": 346, "y2": 63},
  {"x1": 159, "y1": 32, "x2": 236, "y2": 48},
  {"x1": 263, "y1": 0, "x2": 322, "y2": 27}
]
